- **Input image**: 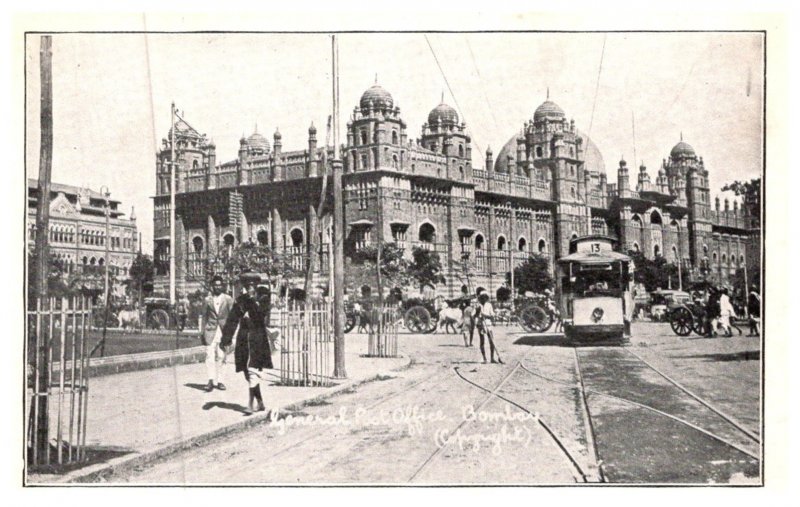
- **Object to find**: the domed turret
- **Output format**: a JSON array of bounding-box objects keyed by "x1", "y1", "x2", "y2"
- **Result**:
[
  {"x1": 247, "y1": 126, "x2": 270, "y2": 154},
  {"x1": 670, "y1": 138, "x2": 696, "y2": 158},
  {"x1": 360, "y1": 83, "x2": 394, "y2": 111},
  {"x1": 533, "y1": 100, "x2": 565, "y2": 122},
  {"x1": 428, "y1": 102, "x2": 459, "y2": 126}
]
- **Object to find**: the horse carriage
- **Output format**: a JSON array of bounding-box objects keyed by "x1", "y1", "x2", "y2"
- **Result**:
[
  {"x1": 515, "y1": 295, "x2": 557, "y2": 333},
  {"x1": 667, "y1": 301, "x2": 708, "y2": 336}
]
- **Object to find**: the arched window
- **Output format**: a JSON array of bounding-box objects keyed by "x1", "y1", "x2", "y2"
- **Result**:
[
  {"x1": 459, "y1": 166, "x2": 464, "y2": 180},
  {"x1": 703, "y1": 245, "x2": 709, "y2": 257},
  {"x1": 672, "y1": 245, "x2": 679, "y2": 262},
  {"x1": 497, "y1": 236, "x2": 506, "y2": 251},
  {"x1": 257, "y1": 229, "x2": 269, "y2": 246},
  {"x1": 650, "y1": 210, "x2": 663, "y2": 225},
  {"x1": 98, "y1": 258, "x2": 105, "y2": 267},
  {"x1": 82, "y1": 256, "x2": 88, "y2": 265},
  {"x1": 722, "y1": 253, "x2": 727, "y2": 264},
  {"x1": 411, "y1": 164, "x2": 416, "y2": 173},
  {"x1": 740, "y1": 255, "x2": 745, "y2": 266},
  {"x1": 192, "y1": 236, "x2": 204, "y2": 254},
  {"x1": 290, "y1": 228, "x2": 304, "y2": 247},
  {"x1": 391, "y1": 130, "x2": 398, "y2": 145},
  {"x1": 192, "y1": 160, "x2": 199, "y2": 170},
  {"x1": 538, "y1": 239, "x2": 547, "y2": 253},
  {"x1": 419, "y1": 223, "x2": 436, "y2": 244},
  {"x1": 223, "y1": 233, "x2": 235, "y2": 256},
  {"x1": 518, "y1": 237, "x2": 527, "y2": 252},
  {"x1": 392, "y1": 154, "x2": 399, "y2": 169},
  {"x1": 475, "y1": 234, "x2": 484, "y2": 250},
  {"x1": 536, "y1": 146, "x2": 543, "y2": 158},
  {"x1": 570, "y1": 187, "x2": 576, "y2": 198},
  {"x1": 361, "y1": 154, "x2": 368, "y2": 170},
  {"x1": 712, "y1": 252, "x2": 718, "y2": 264},
  {"x1": 458, "y1": 145, "x2": 464, "y2": 158},
  {"x1": 632, "y1": 242, "x2": 640, "y2": 253},
  {"x1": 90, "y1": 257, "x2": 96, "y2": 265},
  {"x1": 360, "y1": 130, "x2": 367, "y2": 146},
  {"x1": 571, "y1": 233, "x2": 579, "y2": 241},
  {"x1": 653, "y1": 244, "x2": 660, "y2": 257}
]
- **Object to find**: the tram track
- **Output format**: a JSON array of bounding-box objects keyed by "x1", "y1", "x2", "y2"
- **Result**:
[
  {"x1": 442, "y1": 362, "x2": 593, "y2": 483},
  {"x1": 517, "y1": 345, "x2": 760, "y2": 479}
]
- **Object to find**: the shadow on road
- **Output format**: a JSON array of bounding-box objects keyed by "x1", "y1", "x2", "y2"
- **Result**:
[
  {"x1": 201, "y1": 401, "x2": 252, "y2": 414},
  {"x1": 184, "y1": 383, "x2": 212, "y2": 392},
  {"x1": 674, "y1": 350, "x2": 760, "y2": 362}
]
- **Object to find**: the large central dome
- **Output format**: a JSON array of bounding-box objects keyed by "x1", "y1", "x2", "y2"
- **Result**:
[
  {"x1": 493, "y1": 129, "x2": 605, "y2": 174},
  {"x1": 360, "y1": 84, "x2": 394, "y2": 110},
  {"x1": 247, "y1": 129, "x2": 270, "y2": 153},
  {"x1": 670, "y1": 140, "x2": 696, "y2": 158}
]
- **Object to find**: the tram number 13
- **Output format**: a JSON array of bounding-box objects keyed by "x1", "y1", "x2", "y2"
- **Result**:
[{"x1": 590, "y1": 243, "x2": 601, "y2": 253}]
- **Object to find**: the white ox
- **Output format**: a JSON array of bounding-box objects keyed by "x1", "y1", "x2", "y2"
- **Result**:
[
  {"x1": 434, "y1": 297, "x2": 463, "y2": 334},
  {"x1": 118, "y1": 308, "x2": 141, "y2": 332}
]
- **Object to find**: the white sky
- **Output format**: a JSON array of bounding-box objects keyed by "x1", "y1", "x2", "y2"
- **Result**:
[{"x1": 25, "y1": 32, "x2": 764, "y2": 252}]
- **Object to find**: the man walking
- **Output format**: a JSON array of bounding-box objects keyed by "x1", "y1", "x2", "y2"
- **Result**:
[
  {"x1": 476, "y1": 291, "x2": 503, "y2": 364},
  {"x1": 199, "y1": 275, "x2": 233, "y2": 392},
  {"x1": 718, "y1": 287, "x2": 735, "y2": 337}
]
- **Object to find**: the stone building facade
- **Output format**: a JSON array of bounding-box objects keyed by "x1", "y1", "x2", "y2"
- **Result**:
[
  {"x1": 27, "y1": 179, "x2": 139, "y2": 287},
  {"x1": 152, "y1": 83, "x2": 758, "y2": 297}
]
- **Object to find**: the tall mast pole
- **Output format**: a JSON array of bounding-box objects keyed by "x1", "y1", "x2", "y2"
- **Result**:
[
  {"x1": 33, "y1": 34, "x2": 53, "y2": 464},
  {"x1": 169, "y1": 102, "x2": 176, "y2": 306},
  {"x1": 331, "y1": 35, "x2": 346, "y2": 378}
]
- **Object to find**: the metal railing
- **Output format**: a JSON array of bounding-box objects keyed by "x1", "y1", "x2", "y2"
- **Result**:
[
  {"x1": 366, "y1": 307, "x2": 400, "y2": 358},
  {"x1": 277, "y1": 301, "x2": 333, "y2": 387},
  {"x1": 26, "y1": 296, "x2": 93, "y2": 468}
]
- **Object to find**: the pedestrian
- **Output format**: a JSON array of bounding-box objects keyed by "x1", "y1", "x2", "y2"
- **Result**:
[
  {"x1": 748, "y1": 285, "x2": 761, "y2": 336},
  {"x1": 718, "y1": 287, "x2": 735, "y2": 337},
  {"x1": 462, "y1": 301, "x2": 475, "y2": 347},
  {"x1": 704, "y1": 286, "x2": 721, "y2": 337},
  {"x1": 476, "y1": 292, "x2": 503, "y2": 364},
  {"x1": 198, "y1": 275, "x2": 234, "y2": 392},
  {"x1": 544, "y1": 288, "x2": 562, "y2": 332},
  {"x1": 177, "y1": 296, "x2": 189, "y2": 332},
  {"x1": 220, "y1": 273, "x2": 274, "y2": 415}
]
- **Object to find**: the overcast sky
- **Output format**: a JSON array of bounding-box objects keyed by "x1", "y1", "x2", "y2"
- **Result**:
[{"x1": 25, "y1": 32, "x2": 764, "y2": 252}]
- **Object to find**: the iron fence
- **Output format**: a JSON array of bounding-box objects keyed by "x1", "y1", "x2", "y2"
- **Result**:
[
  {"x1": 277, "y1": 301, "x2": 333, "y2": 386},
  {"x1": 366, "y1": 307, "x2": 399, "y2": 358},
  {"x1": 26, "y1": 296, "x2": 92, "y2": 468}
]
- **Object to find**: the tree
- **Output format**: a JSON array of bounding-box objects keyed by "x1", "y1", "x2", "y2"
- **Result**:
[
  {"x1": 627, "y1": 250, "x2": 679, "y2": 292},
  {"x1": 721, "y1": 178, "x2": 760, "y2": 222},
  {"x1": 345, "y1": 242, "x2": 411, "y2": 302},
  {"x1": 129, "y1": 253, "x2": 155, "y2": 306},
  {"x1": 507, "y1": 253, "x2": 554, "y2": 295},
  {"x1": 406, "y1": 247, "x2": 446, "y2": 293}
]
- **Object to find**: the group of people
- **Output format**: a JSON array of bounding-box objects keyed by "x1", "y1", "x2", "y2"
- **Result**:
[
  {"x1": 198, "y1": 273, "x2": 278, "y2": 415},
  {"x1": 455, "y1": 288, "x2": 504, "y2": 364},
  {"x1": 697, "y1": 284, "x2": 761, "y2": 337}
]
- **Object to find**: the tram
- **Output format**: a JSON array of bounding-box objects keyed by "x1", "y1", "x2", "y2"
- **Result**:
[{"x1": 556, "y1": 235, "x2": 633, "y2": 343}]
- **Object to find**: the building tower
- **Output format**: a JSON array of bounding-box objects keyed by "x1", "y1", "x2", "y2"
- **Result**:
[
  {"x1": 345, "y1": 81, "x2": 407, "y2": 173},
  {"x1": 420, "y1": 96, "x2": 472, "y2": 180}
]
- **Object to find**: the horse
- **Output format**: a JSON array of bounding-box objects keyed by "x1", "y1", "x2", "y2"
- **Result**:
[
  {"x1": 434, "y1": 296, "x2": 462, "y2": 334},
  {"x1": 118, "y1": 308, "x2": 142, "y2": 333}
]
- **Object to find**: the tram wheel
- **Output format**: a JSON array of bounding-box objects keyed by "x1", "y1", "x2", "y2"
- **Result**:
[
  {"x1": 344, "y1": 313, "x2": 356, "y2": 333},
  {"x1": 670, "y1": 307, "x2": 694, "y2": 336},
  {"x1": 148, "y1": 309, "x2": 170, "y2": 330}
]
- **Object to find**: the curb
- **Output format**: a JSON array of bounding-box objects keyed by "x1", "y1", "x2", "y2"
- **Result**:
[
  {"x1": 53, "y1": 346, "x2": 207, "y2": 378},
  {"x1": 45, "y1": 354, "x2": 412, "y2": 484}
]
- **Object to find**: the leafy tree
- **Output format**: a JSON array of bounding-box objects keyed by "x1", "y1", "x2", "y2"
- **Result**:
[
  {"x1": 721, "y1": 178, "x2": 760, "y2": 222},
  {"x1": 345, "y1": 242, "x2": 411, "y2": 302},
  {"x1": 627, "y1": 250, "x2": 679, "y2": 292},
  {"x1": 407, "y1": 247, "x2": 446, "y2": 292},
  {"x1": 129, "y1": 253, "x2": 155, "y2": 305},
  {"x1": 186, "y1": 243, "x2": 301, "y2": 294},
  {"x1": 496, "y1": 286, "x2": 512, "y2": 303},
  {"x1": 507, "y1": 253, "x2": 554, "y2": 295}
]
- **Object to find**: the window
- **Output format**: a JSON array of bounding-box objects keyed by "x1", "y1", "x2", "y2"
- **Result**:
[
  {"x1": 475, "y1": 234, "x2": 484, "y2": 250},
  {"x1": 497, "y1": 236, "x2": 506, "y2": 251},
  {"x1": 392, "y1": 130, "x2": 398, "y2": 145},
  {"x1": 536, "y1": 146, "x2": 543, "y2": 158},
  {"x1": 290, "y1": 228, "x2": 304, "y2": 247},
  {"x1": 458, "y1": 145, "x2": 464, "y2": 158},
  {"x1": 459, "y1": 166, "x2": 464, "y2": 180},
  {"x1": 360, "y1": 131, "x2": 367, "y2": 145},
  {"x1": 538, "y1": 239, "x2": 547, "y2": 253},
  {"x1": 419, "y1": 223, "x2": 436, "y2": 243},
  {"x1": 518, "y1": 237, "x2": 527, "y2": 251},
  {"x1": 654, "y1": 244, "x2": 660, "y2": 257},
  {"x1": 392, "y1": 154, "x2": 399, "y2": 169}
]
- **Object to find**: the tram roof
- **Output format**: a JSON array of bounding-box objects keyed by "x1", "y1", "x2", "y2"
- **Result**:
[{"x1": 557, "y1": 250, "x2": 631, "y2": 265}]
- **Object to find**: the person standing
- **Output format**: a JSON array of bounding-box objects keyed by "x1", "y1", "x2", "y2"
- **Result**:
[
  {"x1": 748, "y1": 285, "x2": 761, "y2": 336},
  {"x1": 199, "y1": 275, "x2": 233, "y2": 392},
  {"x1": 220, "y1": 273, "x2": 274, "y2": 415},
  {"x1": 718, "y1": 287, "x2": 735, "y2": 337},
  {"x1": 704, "y1": 287, "x2": 721, "y2": 337},
  {"x1": 476, "y1": 292, "x2": 503, "y2": 364}
]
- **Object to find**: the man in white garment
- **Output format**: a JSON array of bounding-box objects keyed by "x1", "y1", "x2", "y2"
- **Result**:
[
  {"x1": 718, "y1": 287, "x2": 735, "y2": 337},
  {"x1": 199, "y1": 275, "x2": 234, "y2": 392}
]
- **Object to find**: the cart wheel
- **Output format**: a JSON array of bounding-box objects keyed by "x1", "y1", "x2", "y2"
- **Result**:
[
  {"x1": 344, "y1": 313, "x2": 356, "y2": 333},
  {"x1": 149, "y1": 309, "x2": 170, "y2": 330},
  {"x1": 670, "y1": 307, "x2": 694, "y2": 336},
  {"x1": 519, "y1": 305, "x2": 553, "y2": 333},
  {"x1": 691, "y1": 315, "x2": 706, "y2": 335},
  {"x1": 404, "y1": 306, "x2": 431, "y2": 334}
]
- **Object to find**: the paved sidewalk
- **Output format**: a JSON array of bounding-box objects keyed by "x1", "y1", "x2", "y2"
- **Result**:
[{"x1": 30, "y1": 333, "x2": 409, "y2": 483}]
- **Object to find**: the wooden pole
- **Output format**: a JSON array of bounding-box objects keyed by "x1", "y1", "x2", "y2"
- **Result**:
[
  {"x1": 33, "y1": 34, "x2": 53, "y2": 464},
  {"x1": 331, "y1": 35, "x2": 346, "y2": 378},
  {"x1": 169, "y1": 102, "x2": 176, "y2": 306}
]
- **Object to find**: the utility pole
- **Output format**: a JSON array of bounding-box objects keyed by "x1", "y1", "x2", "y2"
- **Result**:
[
  {"x1": 33, "y1": 34, "x2": 53, "y2": 464},
  {"x1": 169, "y1": 102, "x2": 176, "y2": 306},
  {"x1": 331, "y1": 35, "x2": 346, "y2": 378},
  {"x1": 100, "y1": 186, "x2": 111, "y2": 357}
]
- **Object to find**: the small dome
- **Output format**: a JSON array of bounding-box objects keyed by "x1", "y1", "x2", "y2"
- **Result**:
[
  {"x1": 533, "y1": 100, "x2": 565, "y2": 122},
  {"x1": 247, "y1": 130, "x2": 270, "y2": 153},
  {"x1": 428, "y1": 102, "x2": 459, "y2": 126},
  {"x1": 670, "y1": 140, "x2": 696, "y2": 158},
  {"x1": 308, "y1": 123, "x2": 317, "y2": 135},
  {"x1": 273, "y1": 128, "x2": 282, "y2": 140},
  {"x1": 360, "y1": 84, "x2": 394, "y2": 111}
]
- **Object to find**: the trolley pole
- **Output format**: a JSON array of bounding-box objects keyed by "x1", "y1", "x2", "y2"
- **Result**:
[
  {"x1": 101, "y1": 186, "x2": 111, "y2": 357},
  {"x1": 169, "y1": 102, "x2": 176, "y2": 307},
  {"x1": 331, "y1": 35, "x2": 346, "y2": 378},
  {"x1": 33, "y1": 34, "x2": 53, "y2": 464}
]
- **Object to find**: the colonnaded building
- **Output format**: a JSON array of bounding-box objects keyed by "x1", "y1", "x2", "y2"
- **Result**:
[
  {"x1": 152, "y1": 83, "x2": 760, "y2": 297},
  {"x1": 27, "y1": 180, "x2": 139, "y2": 293}
]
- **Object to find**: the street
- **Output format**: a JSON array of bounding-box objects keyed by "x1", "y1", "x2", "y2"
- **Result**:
[{"x1": 108, "y1": 322, "x2": 761, "y2": 485}]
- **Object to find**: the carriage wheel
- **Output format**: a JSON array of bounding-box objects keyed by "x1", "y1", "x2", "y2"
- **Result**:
[
  {"x1": 149, "y1": 309, "x2": 170, "y2": 330},
  {"x1": 344, "y1": 312, "x2": 356, "y2": 333},
  {"x1": 404, "y1": 306, "x2": 431, "y2": 334},
  {"x1": 519, "y1": 305, "x2": 553, "y2": 333},
  {"x1": 670, "y1": 307, "x2": 694, "y2": 336},
  {"x1": 691, "y1": 314, "x2": 706, "y2": 335}
]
